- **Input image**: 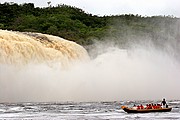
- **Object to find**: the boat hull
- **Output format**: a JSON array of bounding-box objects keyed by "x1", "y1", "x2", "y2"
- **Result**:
[{"x1": 121, "y1": 106, "x2": 172, "y2": 113}]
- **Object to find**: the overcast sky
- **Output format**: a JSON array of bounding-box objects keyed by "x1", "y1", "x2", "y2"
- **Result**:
[{"x1": 1, "y1": 0, "x2": 180, "y2": 17}]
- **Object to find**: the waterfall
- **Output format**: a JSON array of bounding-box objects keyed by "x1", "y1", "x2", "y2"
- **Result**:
[{"x1": 0, "y1": 30, "x2": 89, "y2": 67}]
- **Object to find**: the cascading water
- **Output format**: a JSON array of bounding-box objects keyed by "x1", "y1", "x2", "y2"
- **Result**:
[
  {"x1": 0, "y1": 29, "x2": 89, "y2": 67},
  {"x1": 0, "y1": 29, "x2": 90, "y2": 102}
]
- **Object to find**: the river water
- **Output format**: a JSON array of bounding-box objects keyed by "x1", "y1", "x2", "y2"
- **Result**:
[{"x1": 0, "y1": 100, "x2": 179, "y2": 120}]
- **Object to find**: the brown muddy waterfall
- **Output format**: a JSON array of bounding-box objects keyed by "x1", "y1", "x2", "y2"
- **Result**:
[
  {"x1": 0, "y1": 30, "x2": 89, "y2": 66},
  {"x1": 0, "y1": 29, "x2": 180, "y2": 102}
]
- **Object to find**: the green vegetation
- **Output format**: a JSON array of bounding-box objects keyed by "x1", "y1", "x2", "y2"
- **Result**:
[{"x1": 0, "y1": 2, "x2": 180, "y2": 46}]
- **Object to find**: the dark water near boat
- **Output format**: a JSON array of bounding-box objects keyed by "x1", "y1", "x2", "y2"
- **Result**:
[{"x1": 0, "y1": 100, "x2": 180, "y2": 120}]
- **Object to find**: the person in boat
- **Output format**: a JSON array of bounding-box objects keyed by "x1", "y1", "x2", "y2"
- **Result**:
[
  {"x1": 157, "y1": 104, "x2": 161, "y2": 108},
  {"x1": 140, "y1": 104, "x2": 144, "y2": 109},
  {"x1": 137, "y1": 105, "x2": 140, "y2": 109},
  {"x1": 148, "y1": 104, "x2": 152, "y2": 109},
  {"x1": 161, "y1": 98, "x2": 168, "y2": 108},
  {"x1": 153, "y1": 104, "x2": 157, "y2": 109},
  {"x1": 146, "y1": 104, "x2": 149, "y2": 109},
  {"x1": 132, "y1": 104, "x2": 137, "y2": 110}
]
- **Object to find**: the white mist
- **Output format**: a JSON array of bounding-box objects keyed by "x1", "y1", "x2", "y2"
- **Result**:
[{"x1": 0, "y1": 41, "x2": 180, "y2": 102}]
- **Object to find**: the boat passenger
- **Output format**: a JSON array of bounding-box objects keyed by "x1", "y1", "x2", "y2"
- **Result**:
[
  {"x1": 157, "y1": 104, "x2": 161, "y2": 108},
  {"x1": 137, "y1": 105, "x2": 140, "y2": 109},
  {"x1": 146, "y1": 104, "x2": 149, "y2": 109},
  {"x1": 140, "y1": 104, "x2": 144, "y2": 109},
  {"x1": 132, "y1": 104, "x2": 137, "y2": 110},
  {"x1": 153, "y1": 104, "x2": 157, "y2": 109},
  {"x1": 161, "y1": 98, "x2": 168, "y2": 108},
  {"x1": 148, "y1": 104, "x2": 152, "y2": 109}
]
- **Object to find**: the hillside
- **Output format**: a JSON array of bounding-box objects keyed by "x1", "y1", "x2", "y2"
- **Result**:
[{"x1": 0, "y1": 2, "x2": 180, "y2": 47}]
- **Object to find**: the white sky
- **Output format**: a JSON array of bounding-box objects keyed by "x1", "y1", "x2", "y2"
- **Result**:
[{"x1": 1, "y1": 0, "x2": 180, "y2": 17}]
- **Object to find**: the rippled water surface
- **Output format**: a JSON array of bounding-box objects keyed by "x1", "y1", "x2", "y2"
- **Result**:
[{"x1": 0, "y1": 100, "x2": 180, "y2": 120}]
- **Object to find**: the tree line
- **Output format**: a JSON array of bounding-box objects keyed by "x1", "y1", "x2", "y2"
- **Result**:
[{"x1": 0, "y1": 2, "x2": 180, "y2": 46}]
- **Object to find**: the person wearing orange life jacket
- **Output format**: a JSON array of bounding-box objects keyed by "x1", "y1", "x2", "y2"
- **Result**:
[
  {"x1": 146, "y1": 104, "x2": 149, "y2": 109},
  {"x1": 157, "y1": 104, "x2": 161, "y2": 108},
  {"x1": 153, "y1": 104, "x2": 157, "y2": 109},
  {"x1": 140, "y1": 104, "x2": 144, "y2": 109},
  {"x1": 137, "y1": 105, "x2": 140, "y2": 109}
]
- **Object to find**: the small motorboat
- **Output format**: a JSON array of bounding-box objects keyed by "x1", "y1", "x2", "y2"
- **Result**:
[{"x1": 121, "y1": 106, "x2": 172, "y2": 113}]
